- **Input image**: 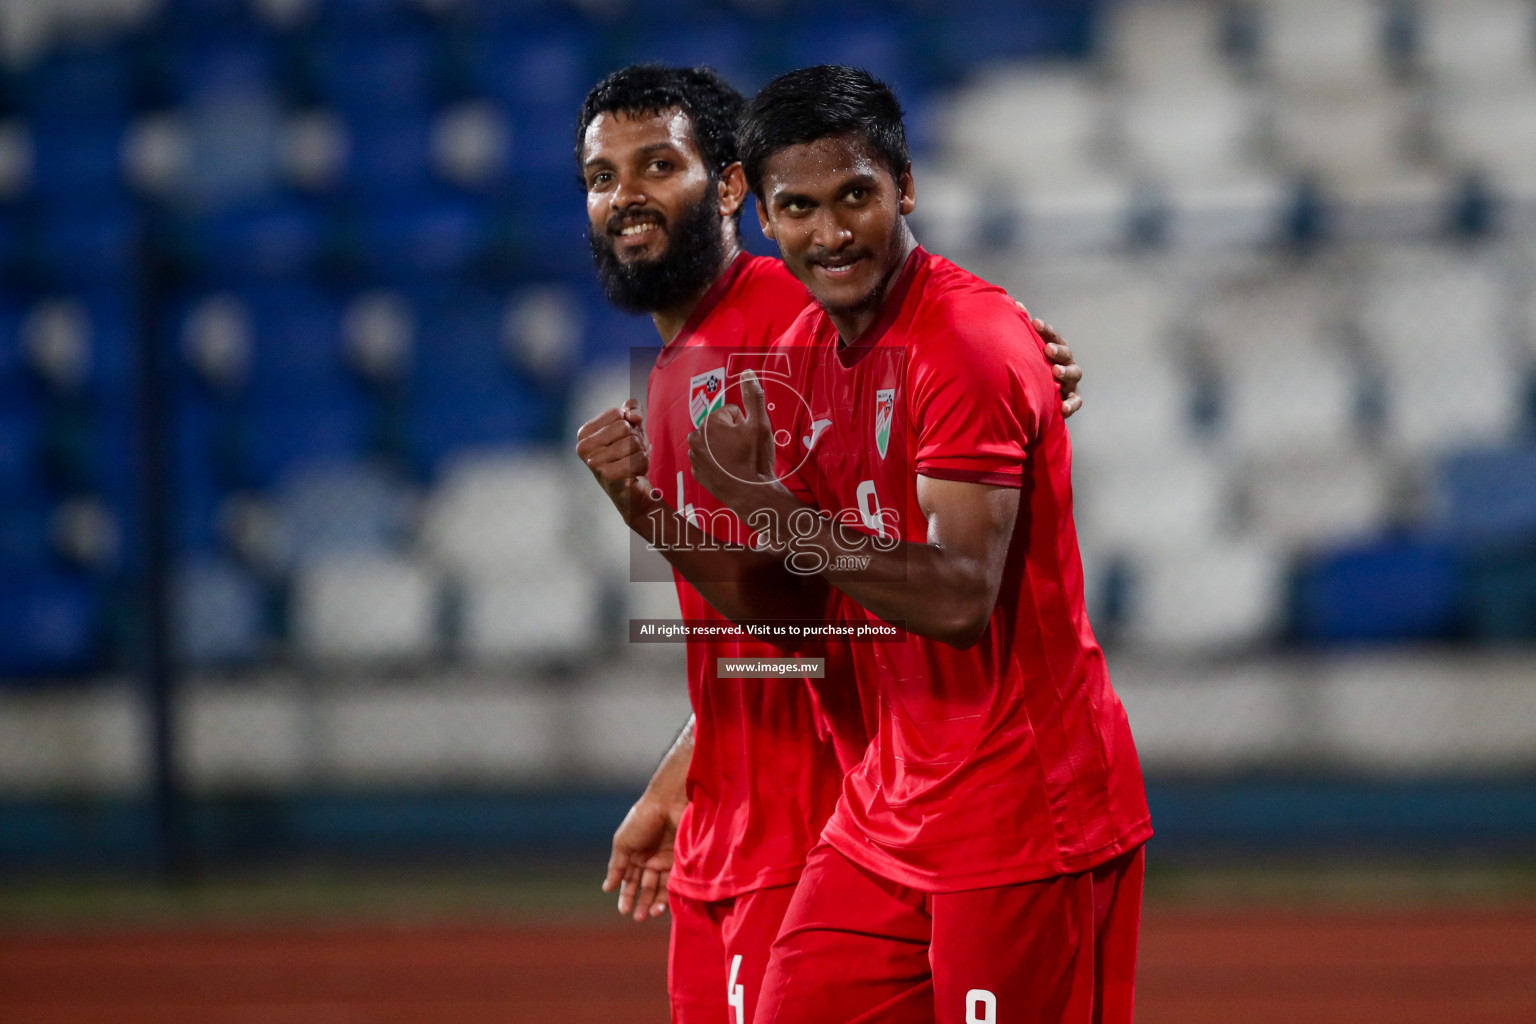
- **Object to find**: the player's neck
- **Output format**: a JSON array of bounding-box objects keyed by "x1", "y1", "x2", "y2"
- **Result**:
[
  {"x1": 829, "y1": 230, "x2": 918, "y2": 347},
  {"x1": 651, "y1": 239, "x2": 744, "y2": 345}
]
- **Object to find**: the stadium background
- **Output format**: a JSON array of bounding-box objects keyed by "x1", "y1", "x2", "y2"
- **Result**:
[{"x1": 1, "y1": 0, "x2": 1534, "y2": 1020}]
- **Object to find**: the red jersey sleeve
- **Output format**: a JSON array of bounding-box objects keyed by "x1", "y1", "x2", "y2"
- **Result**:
[{"x1": 908, "y1": 297, "x2": 1052, "y2": 488}]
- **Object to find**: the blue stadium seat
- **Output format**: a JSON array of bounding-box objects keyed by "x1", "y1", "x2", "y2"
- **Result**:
[
  {"x1": 343, "y1": 111, "x2": 434, "y2": 195},
  {"x1": 353, "y1": 191, "x2": 488, "y2": 278},
  {"x1": 172, "y1": 556, "x2": 266, "y2": 666},
  {"x1": 309, "y1": 29, "x2": 438, "y2": 116},
  {"x1": 169, "y1": 414, "x2": 228, "y2": 553},
  {"x1": 10, "y1": 291, "x2": 136, "y2": 402},
  {"x1": 499, "y1": 198, "x2": 590, "y2": 277},
  {"x1": 238, "y1": 284, "x2": 354, "y2": 401},
  {"x1": 1292, "y1": 537, "x2": 1462, "y2": 643},
  {"x1": 0, "y1": 402, "x2": 43, "y2": 498},
  {"x1": 272, "y1": 460, "x2": 415, "y2": 566},
  {"x1": 0, "y1": 299, "x2": 27, "y2": 391},
  {"x1": 28, "y1": 121, "x2": 130, "y2": 206},
  {"x1": 0, "y1": 498, "x2": 55, "y2": 571},
  {"x1": 1436, "y1": 445, "x2": 1536, "y2": 548},
  {"x1": 582, "y1": 299, "x2": 663, "y2": 367},
  {"x1": 193, "y1": 198, "x2": 330, "y2": 280},
  {"x1": 315, "y1": 0, "x2": 430, "y2": 28},
  {"x1": 618, "y1": 18, "x2": 763, "y2": 91},
  {"x1": 31, "y1": 204, "x2": 140, "y2": 283},
  {"x1": 777, "y1": 14, "x2": 914, "y2": 92},
  {"x1": 407, "y1": 386, "x2": 561, "y2": 476},
  {"x1": 240, "y1": 392, "x2": 375, "y2": 488},
  {"x1": 412, "y1": 288, "x2": 508, "y2": 394},
  {"x1": 162, "y1": 0, "x2": 263, "y2": 27},
  {"x1": 927, "y1": 1, "x2": 1095, "y2": 84},
  {"x1": 21, "y1": 45, "x2": 134, "y2": 127},
  {"x1": 0, "y1": 213, "x2": 19, "y2": 274},
  {"x1": 80, "y1": 400, "x2": 139, "y2": 512},
  {"x1": 174, "y1": 392, "x2": 248, "y2": 486},
  {"x1": 472, "y1": 26, "x2": 593, "y2": 117},
  {"x1": 509, "y1": 107, "x2": 584, "y2": 185},
  {"x1": 83, "y1": 290, "x2": 136, "y2": 400},
  {"x1": 0, "y1": 571, "x2": 102, "y2": 677},
  {"x1": 162, "y1": 35, "x2": 277, "y2": 105}
]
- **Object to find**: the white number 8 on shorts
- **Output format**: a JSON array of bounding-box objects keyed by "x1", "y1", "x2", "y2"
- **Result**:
[{"x1": 966, "y1": 988, "x2": 997, "y2": 1024}]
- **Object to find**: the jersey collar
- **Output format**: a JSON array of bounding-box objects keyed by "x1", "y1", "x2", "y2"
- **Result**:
[{"x1": 835, "y1": 245, "x2": 927, "y2": 369}]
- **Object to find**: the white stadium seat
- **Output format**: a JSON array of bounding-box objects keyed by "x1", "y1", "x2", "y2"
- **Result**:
[
  {"x1": 1355, "y1": 245, "x2": 1522, "y2": 455},
  {"x1": 420, "y1": 449, "x2": 581, "y2": 576},
  {"x1": 1416, "y1": 0, "x2": 1536, "y2": 89},
  {"x1": 1124, "y1": 538, "x2": 1287, "y2": 654},
  {"x1": 1430, "y1": 81, "x2": 1536, "y2": 210},
  {"x1": 1074, "y1": 449, "x2": 1230, "y2": 558},
  {"x1": 942, "y1": 66, "x2": 1107, "y2": 190},
  {"x1": 1103, "y1": 0, "x2": 1235, "y2": 93},
  {"x1": 1196, "y1": 270, "x2": 1363, "y2": 456},
  {"x1": 1237, "y1": 448, "x2": 1397, "y2": 549},
  {"x1": 1256, "y1": 0, "x2": 1391, "y2": 91},
  {"x1": 294, "y1": 554, "x2": 441, "y2": 663},
  {"x1": 458, "y1": 566, "x2": 602, "y2": 664}
]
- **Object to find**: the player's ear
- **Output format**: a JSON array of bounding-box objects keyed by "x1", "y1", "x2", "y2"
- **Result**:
[
  {"x1": 717, "y1": 162, "x2": 747, "y2": 219},
  {"x1": 756, "y1": 192, "x2": 776, "y2": 240},
  {"x1": 897, "y1": 163, "x2": 915, "y2": 217}
]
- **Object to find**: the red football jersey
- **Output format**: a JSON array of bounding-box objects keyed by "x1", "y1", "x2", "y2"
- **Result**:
[
  {"x1": 772, "y1": 247, "x2": 1152, "y2": 892},
  {"x1": 645, "y1": 253, "x2": 869, "y2": 901}
]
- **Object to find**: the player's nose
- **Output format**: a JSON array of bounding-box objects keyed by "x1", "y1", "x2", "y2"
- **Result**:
[
  {"x1": 807, "y1": 209, "x2": 852, "y2": 250},
  {"x1": 611, "y1": 172, "x2": 647, "y2": 209}
]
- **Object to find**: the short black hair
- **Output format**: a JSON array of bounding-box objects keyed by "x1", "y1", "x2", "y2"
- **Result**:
[
  {"x1": 576, "y1": 63, "x2": 745, "y2": 192},
  {"x1": 737, "y1": 65, "x2": 910, "y2": 197}
]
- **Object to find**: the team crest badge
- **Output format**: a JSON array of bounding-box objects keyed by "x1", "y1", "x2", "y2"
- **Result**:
[
  {"x1": 874, "y1": 389, "x2": 895, "y2": 458},
  {"x1": 689, "y1": 367, "x2": 726, "y2": 428}
]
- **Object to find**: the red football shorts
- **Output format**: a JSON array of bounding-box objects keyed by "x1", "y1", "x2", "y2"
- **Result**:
[
  {"x1": 755, "y1": 842, "x2": 1146, "y2": 1024},
  {"x1": 669, "y1": 883, "x2": 799, "y2": 1024}
]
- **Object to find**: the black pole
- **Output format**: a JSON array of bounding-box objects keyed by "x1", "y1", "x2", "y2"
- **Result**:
[{"x1": 136, "y1": 212, "x2": 192, "y2": 881}]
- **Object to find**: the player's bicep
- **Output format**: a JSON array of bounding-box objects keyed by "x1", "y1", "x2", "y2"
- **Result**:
[{"x1": 917, "y1": 475, "x2": 1019, "y2": 582}]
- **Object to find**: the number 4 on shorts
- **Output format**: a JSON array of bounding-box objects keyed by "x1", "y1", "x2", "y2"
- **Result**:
[
  {"x1": 728, "y1": 954, "x2": 746, "y2": 1024},
  {"x1": 967, "y1": 989, "x2": 996, "y2": 1024}
]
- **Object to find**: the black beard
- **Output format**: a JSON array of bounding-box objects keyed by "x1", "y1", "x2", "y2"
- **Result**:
[{"x1": 589, "y1": 190, "x2": 726, "y2": 315}]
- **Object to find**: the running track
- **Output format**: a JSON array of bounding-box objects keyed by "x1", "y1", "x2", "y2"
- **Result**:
[{"x1": 3, "y1": 908, "x2": 1534, "y2": 1023}]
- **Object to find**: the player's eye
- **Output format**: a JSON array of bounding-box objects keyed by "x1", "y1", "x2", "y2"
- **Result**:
[
  {"x1": 648, "y1": 159, "x2": 672, "y2": 173},
  {"x1": 845, "y1": 187, "x2": 867, "y2": 203},
  {"x1": 588, "y1": 171, "x2": 613, "y2": 190}
]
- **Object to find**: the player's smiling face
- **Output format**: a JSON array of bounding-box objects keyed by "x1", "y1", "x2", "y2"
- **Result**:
[
  {"x1": 582, "y1": 108, "x2": 714, "y2": 267},
  {"x1": 757, "y1": 134, "x2": 915, "y2": 340}
]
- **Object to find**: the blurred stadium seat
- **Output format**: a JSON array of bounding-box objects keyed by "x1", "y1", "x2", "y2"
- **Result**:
[
  {"x1": 293, "y1": 552, "x2": 442, "y2": 662},
  {"x1": 172, "y1": 555, "x2": 267, "y2": 665},
  {"x1": 1294, "y1": 536, "x2": 1463, "y2": 643},
  {"x1": 458, "y1": 567, "x2": 601, "y2": 664},
  {"x1": 0, "y1": 571, "x2": 102, "y2": 678},
  {"x1": 1125, "y1": 538, "x2": 1286, "y2": 654}
]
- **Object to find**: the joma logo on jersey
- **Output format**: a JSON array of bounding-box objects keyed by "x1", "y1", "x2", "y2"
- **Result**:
[
  {"x1": 689, "y1": 368, "x2": 726, "y2": 428},
  {"x1": 874, "y1": 389, "x2": 896, "y2": 458}
]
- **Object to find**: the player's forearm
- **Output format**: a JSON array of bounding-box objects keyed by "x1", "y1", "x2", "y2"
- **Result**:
[
  {"x1": 640, "y1": 715, "x2": 694, "y2": 819},
  {"x1": 624, "y1": 490, "x2": 829, "y2": 628},
  {"x1": 725, "y1": 484, "x2": 1003, "y2": 648}
]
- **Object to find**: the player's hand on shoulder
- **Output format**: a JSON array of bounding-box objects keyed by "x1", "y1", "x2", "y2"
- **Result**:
[
  {"x1": 603, "y1": 794, "x2": 681, "y2": 922},
  {"x1": 576, "y1": 399, "x2": 651, "y2": 516},
  {"x1": 1028, "y1": 313, "x2": 1082, "y2": 420}
]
